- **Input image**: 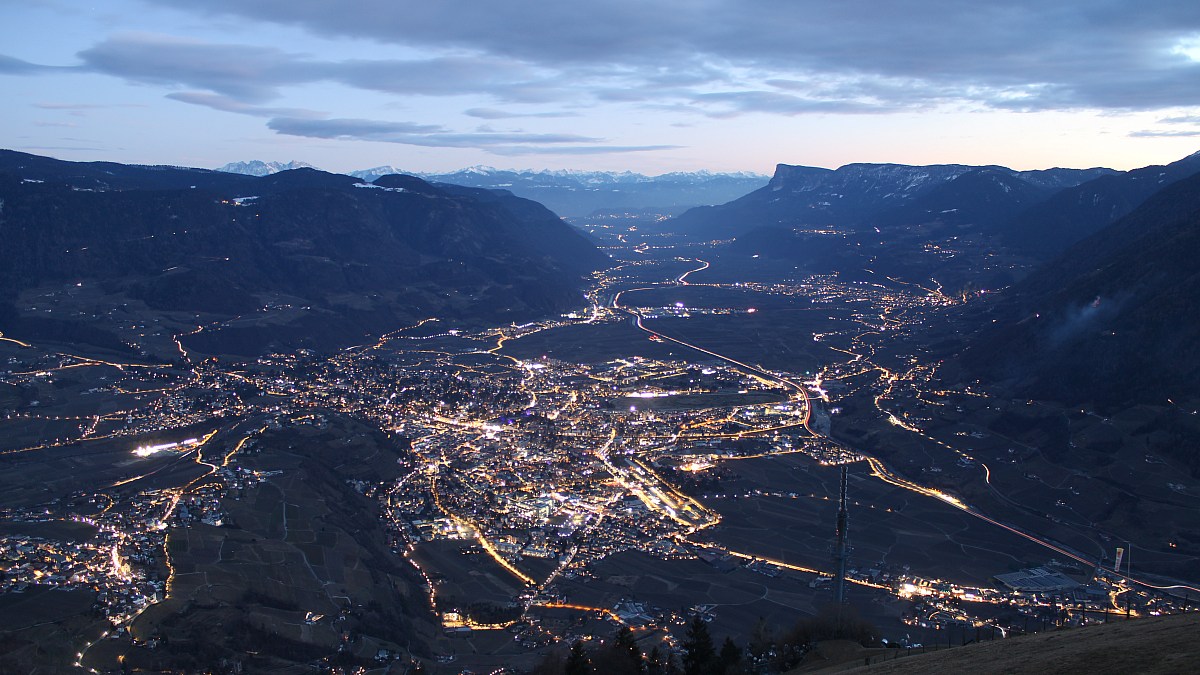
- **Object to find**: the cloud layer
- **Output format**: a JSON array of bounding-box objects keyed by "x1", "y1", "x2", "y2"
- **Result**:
[
  {"x1": 134, "y1": 0, "x2": 1200, "y2": 112},
  {"x1": 7, "y1": 1, "x2": 1200, "y2": 154}
]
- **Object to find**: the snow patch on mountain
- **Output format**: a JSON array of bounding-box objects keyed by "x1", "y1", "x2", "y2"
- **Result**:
[{"x1": 218, "y1": 160, "x2": 315, "y2": 176}]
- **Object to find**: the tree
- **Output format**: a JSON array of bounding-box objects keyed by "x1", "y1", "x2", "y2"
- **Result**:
[
  {"x1": 777, "y1": 604, "x2": 878, "y2": 669},
  {"x1": 646, "y1": 644, "x2": 678, "y2": 675},
  {"x1": 681, "y1": 615, "x2": 717, "y2": 675},
  {"x1": 594, "y1": 626, "x2": 644, "y2": 675},
  {"x1": 531, "y1": 650, "x2": 565, "y2": 675},
  {"x1": 565, "y1": 640, "x2": 592, "y2": 675},
  {"x1": 747, "y1": 616, "x2": 774, "y2": 662},
  {"x1": 717, "y1": 637, "x2": 743, "y2": 675}
]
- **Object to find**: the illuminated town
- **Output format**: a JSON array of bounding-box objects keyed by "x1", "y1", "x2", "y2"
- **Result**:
[{"x1": 1, "y1": 248, "x2": 1196, "y2": 672}]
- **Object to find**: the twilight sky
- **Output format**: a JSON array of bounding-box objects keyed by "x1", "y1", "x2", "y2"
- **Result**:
[{"x1": 3, "y1": 0, "x2": 1200, "y2": 174}]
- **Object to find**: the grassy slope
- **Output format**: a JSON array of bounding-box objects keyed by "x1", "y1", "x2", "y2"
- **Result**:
[{"x1": 804, "y1": 613, "x2": 1200, "y2": 675}]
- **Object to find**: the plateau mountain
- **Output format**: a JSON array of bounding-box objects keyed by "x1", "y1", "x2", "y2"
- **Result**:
[{"x1": 662, "y1": 161, "x2": 1116, "y2": 241}]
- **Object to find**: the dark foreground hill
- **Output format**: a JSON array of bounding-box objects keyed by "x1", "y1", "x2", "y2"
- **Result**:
[
  {"x1": 819, "y1": 612, "x2": 1200, "y2": 675},
  {"x1": 0, "y1": 151, "x2": 608, "y2": 355}
]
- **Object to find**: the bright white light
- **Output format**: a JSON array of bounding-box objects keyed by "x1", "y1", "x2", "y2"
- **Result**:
[
  {"x1": 133, "y1": 441, "x2": 178, "y2": 457},
  {"x1": 133, "y1": 436, "x2": 202, "y2": 457},
  {"x1": 937, "y1": 492, "x2": 965, "y2": 508}
]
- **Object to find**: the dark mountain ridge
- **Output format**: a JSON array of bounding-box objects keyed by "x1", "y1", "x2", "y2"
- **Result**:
[
  {"x1": 0, "y1": 151, "x2": 608, "y2": 355},
  {"x1": 367, "y1": 166, "x2": 770, "y2": 218},
  {"x1": 998, "y1": 151, "x2": 1200, "y2": 256},
  {"x1": 667, "y1": 163, "x2": 978, "y2": 238},
  {"x1": 0, "y1": 149, "x2": 256, "y2": 192},
  {"x1": 873, "y1": 168, "x2": 1055, "y2": 230}
]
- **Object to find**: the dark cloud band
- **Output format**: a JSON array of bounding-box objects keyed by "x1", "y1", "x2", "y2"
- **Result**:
[{"x1": 135, "y1": 0, "x2": 1200, "y2": 113}]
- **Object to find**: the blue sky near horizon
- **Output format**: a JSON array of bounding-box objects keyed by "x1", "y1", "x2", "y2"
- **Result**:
[{"x1": 3, "y1": 0, "x2": 1200, "y2": 174}]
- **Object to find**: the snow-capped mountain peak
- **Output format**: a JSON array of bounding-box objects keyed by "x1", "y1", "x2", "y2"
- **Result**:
[{"x1": 217, "y1": 160, "x2": 315, "y2": 176}]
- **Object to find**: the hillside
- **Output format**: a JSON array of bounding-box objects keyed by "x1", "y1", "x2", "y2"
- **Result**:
[
  {"x1": 999, "y1": 151, "x2": 1200, "y2": 256},
  {"x1": 821, "y1": 613, "x2": 1200, "y2": 675},
  {"x1": 961, "y1": 170, "x2": 1200, "y2": 410},
  {"x1": 217, "y1": 162, "x2": 770, "y2": 218},
  {"x1": 382, "y1": 166, "x2": 769, "y2": 218},
  {"x1": 948, "y1": 171, "x2": 1200, "y2": 484},
  {"x1": 0, "y1": 151, "x2": 609, "y2": 355}
]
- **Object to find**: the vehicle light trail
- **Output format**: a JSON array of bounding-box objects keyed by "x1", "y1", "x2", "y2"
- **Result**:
[
  {"x1": 716, "y1": 547, "x2": 889, "y2": 590},
  {"x1": 476, "y1": 532, "x2": 537, "y2": 586}
]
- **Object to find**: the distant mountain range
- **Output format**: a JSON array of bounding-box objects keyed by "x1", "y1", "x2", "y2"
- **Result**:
[
  {"x1": 218, "y1": 161, "x2": 769, "y2": 217},
  {"x1": 217, "y1": 160, "x2": 315, "y2": 176},
  {"x1": 0, "y1": 150, "x2": 608, "y2": 355},
  {"x1": 663, "y1": 153, "x2": 1200, "y2": 269},
  {"x1": 662, "y1": 162, "x2": 1120, "y2": 241}
]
